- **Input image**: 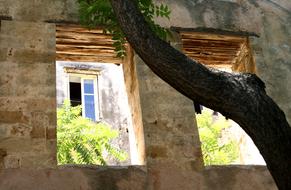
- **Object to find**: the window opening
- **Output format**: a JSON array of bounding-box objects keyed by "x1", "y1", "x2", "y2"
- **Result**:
[
  {"x1": 196, "y1": 107, "x2": 239, "y2": 165},
  {"x1": 69, "y1": 81, "x2": 82, "y2": 107},
  {"x1": 55, "y1": 24, "x2": 145, "y2": 167},
  {"x1": 68, "y1": 75, "x2": 99, "y2": 121},
  {"x1": 180, "y1": 31, "x2": 265, "y2": 165}
]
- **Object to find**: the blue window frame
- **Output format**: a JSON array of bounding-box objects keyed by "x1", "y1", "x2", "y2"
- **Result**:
[
  {"x1": 68, "y1": 75, "x2": 100, "y2": 121},
  {"x1": 82, "y1": 79, "x2": 97, "y2": 121}
]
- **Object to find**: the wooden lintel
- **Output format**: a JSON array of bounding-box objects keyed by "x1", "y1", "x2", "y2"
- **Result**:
[
  {"x1": 64, "y1": 67, "x2": 101, "y2": 75},
  {"x1": 56, "y1": 24, "x2": 124, "y2": 64}
]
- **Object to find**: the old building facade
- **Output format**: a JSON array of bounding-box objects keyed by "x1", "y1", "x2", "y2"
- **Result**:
[{"x1": 0, "y1": 0, "x2": 290, "y2": 189}]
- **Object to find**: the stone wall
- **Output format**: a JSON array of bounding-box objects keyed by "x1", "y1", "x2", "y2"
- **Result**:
[
  {"x1": 0, "y1": 0, "x2": 79, "y2": 22},
  {"x1": 202, "y1": 165, "x2": 277, "y2": 190},
  {"x1": 0, "y1": 166, "x2": 147, "y2": 190},
  {"x1": 135, "y1": 55, "x2": 204, "y2": 189},
  {"x1": 0, "y1": 20, "x2": 56, "y2": 169},
  {"x1": 0, "y1": 0, "x2": 290, "y2": 189},
  {"x1": 0, "y1": 165, "x2": 276, "y2": 190}
]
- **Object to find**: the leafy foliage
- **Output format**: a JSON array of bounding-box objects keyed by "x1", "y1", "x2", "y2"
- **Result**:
[
  {"x1": 77, "y1": 0, "x2": 171, "y2": 57},
  {"x1": 196, "y1": 109, "x2": 239, "y2": 165},
  {"x1": 57, "y1": 100, "x2": 127, "y2": 165}
]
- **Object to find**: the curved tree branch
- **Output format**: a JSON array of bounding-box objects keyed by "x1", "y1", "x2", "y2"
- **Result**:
[{"x1": 109, "y1": 0, "x2": 291, "y2": 189}]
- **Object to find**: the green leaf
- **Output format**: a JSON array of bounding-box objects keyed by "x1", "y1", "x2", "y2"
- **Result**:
[
  {"x1": 57, "y1": 99, "x2": 127, "y2": 165},
  {"x1": 197, "y1": 109, "x2": 239, "y2": 165},
  {"x1": 77, "y1": 0, "x2": 171, "y2": 58}
]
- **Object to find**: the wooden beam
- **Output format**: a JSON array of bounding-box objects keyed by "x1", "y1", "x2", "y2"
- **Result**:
[
  {"x1": 180, "y1": 31, "x2": 248, "y2": 69},
  {"x1": 64, "y1": 67, "x2": 101, "y2": 75},
  {"x1": 56, "y1": 24, "x2": 124, "y2": 63},
  {"x1": 56, "y1": 54, "x2": 122, "y2": 64}
]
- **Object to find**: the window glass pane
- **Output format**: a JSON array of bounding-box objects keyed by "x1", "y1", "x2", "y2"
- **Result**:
[
  {"x1": 84, "y1": 95, "x2": 96, "y2": 121},
  {"x1": 84, "y1": 79, "x2": 94, "y2": 94}
]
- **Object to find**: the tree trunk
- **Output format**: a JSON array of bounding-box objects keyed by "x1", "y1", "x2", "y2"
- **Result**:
[{"x1": 109, "y1": 0, "x2": 291, "y2": 189}]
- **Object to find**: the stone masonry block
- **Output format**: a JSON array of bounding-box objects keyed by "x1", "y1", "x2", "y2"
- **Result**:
[
  {"x1": 0, "y1": 111, "x2": 29, "y2": 124},
  {"x1": 46, "y1": 128, "x2": 56, "y2": 140},
  {"x1": 0, "y1": 124, "x2": 9, "y2": 138},
  {"x1": 0, "y1": 20, "x2": 55, "y2": 51},
  {"x1": 10, "y1": 124, "x2": 31, "y2": 137},
  {"x1": 0, "y1": 148, "x2": 7, "y2": 169},
  {"x1": 0, "y1": 98, "x2": 56, "y2": 113},
  {"x1": 147, "y1": 145, "x2": 168, "y2": 159},
  {"x1": 3, "y1": 155, "x2": 21, "y2": 169},
  {"x1": 21, "y1": 153, "x2": 56, "y2": 169},
  {"x1": 137, "y1": 60, "x2": 204, "y2": 171},
  {"x1": 0, "y1": 48, "x2": 7, "y2": 62},
  {"x1": 15, "y1": 86, "x2": 56, "y2": 98},
  {"x1": 30, "y1": 112, "x2": 48, "y2": 139},
  {"x1": 7, "y1": 49, "x2": 55, "y2": 64},
  {"x1": 0, "y1": 138, "x2": 37, "y2": 153}
]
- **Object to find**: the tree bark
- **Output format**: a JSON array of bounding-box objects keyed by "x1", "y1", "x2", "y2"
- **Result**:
[{"x1": 109, "y1": 0, "x2": 291, "y2": 189}]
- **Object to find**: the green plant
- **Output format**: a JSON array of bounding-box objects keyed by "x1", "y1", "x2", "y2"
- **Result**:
[
  {"x1": 196, "y1": 109, "x2": 239, "y2": 165},
  {"x1": 57, "y1": 100, "x2": 127, "y2": 165},
  {"x1": 77, "y1": 0, "x2": 171, "y2": 57}
]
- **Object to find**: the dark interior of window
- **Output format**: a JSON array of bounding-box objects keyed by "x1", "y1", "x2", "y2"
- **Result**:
[{"x1": 69, "y1": 82, "x2": 82, "y2": 107}]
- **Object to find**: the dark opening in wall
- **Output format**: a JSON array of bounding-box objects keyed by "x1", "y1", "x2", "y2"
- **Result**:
[{"x1": 69, "y1": 82, "x2": 82, "y2": 107}]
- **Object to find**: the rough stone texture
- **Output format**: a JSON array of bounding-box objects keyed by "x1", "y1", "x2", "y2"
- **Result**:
[
  {"x1": 0, "y1": 0, "x2": 79, "y2": 22},
  {"x1": 0, "y1": 0, "x2": 290, "y2": 189},
  {"x1": 0, "y1": 166, "x2": 276, "y2": 190},
  {"x1": 0, "y1": 166, "x2": 147, "y2": 190},
  {"x1": 0, "y1": 20, "x2": 56, "y2": 168},
  {"x1": 135, "y1": 54, "x2": 204, "y2": 189},
  {"x1": 202, "y1": 166, "x2": 277, "y2": 190}
]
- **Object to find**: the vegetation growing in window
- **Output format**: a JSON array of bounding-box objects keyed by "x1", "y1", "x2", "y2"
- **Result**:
[
  {"x1": 196, "y1": 109, "x2": 239, "y2": 165},
  {"x1": 57, "y1": 100, "x2": 127, "y2": 165}
]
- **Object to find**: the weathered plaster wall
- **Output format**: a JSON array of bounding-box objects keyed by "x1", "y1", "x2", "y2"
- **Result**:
[{"x1": 0, "y1": 20, "x2": 56, "y2": 168}]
